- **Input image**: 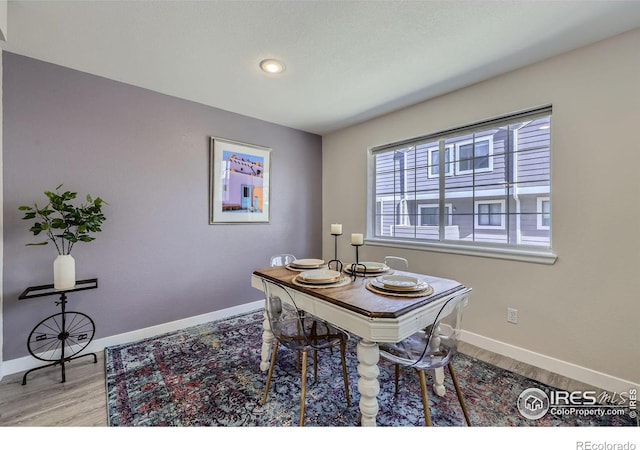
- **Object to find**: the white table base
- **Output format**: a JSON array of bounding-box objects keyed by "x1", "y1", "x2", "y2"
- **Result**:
[{"x1": 253, "y1": 271, "x2": 464, "y2": 425}]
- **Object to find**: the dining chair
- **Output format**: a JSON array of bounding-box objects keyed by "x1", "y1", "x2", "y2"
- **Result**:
[
  {"x1": 379, "y1": 287, "x2": 472, "y2": 426},
  {"x1": 384, "y1": 256, "x2": 409, "y2": 270},
  {"x1": 269, "y1": 252, "x2": 327, "y2": 378},
  {"x1": 270, "y1": 254, "x2": 297, "y2": 267},
  {"x1": 261, "y1": 278, "x2": 351, "y2": 426}
]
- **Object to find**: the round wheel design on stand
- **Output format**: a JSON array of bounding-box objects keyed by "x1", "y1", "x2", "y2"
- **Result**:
[{"x1": 27, "y1": 311, "x2": 95, "y2": 362}]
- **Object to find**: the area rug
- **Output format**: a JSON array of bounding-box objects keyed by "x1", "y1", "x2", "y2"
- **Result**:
[{"x1": 105, "y1": 310, "x2": 637, "y2": 427}]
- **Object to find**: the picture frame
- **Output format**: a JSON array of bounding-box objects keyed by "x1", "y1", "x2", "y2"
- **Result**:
[{"x1": 209, "y1": 137, "x2": 271, "y2": 224}]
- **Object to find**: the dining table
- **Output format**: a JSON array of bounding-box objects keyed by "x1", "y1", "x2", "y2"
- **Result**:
[{"x1": 251, "y1": 263, "x2": 469, "y2": 426}]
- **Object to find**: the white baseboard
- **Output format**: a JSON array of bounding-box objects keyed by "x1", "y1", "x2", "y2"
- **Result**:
[
  {"x1": 1, "y1": 300, "x2": 264, "y2": 379},
  {"x1": 460, "y1": 329, "x2": 640, "y2": 394}
]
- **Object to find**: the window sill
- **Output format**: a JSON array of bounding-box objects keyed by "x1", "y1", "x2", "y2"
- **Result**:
[{"x1": 366, "y1": 238, "x2": 558, "y2": 265}]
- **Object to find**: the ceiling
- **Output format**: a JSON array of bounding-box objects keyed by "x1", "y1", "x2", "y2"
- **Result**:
[{"x1": 2, "y1": 1, "x2": 640, "y2": 135}]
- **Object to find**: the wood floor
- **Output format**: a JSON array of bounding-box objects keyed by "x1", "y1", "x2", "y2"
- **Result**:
[{"x1": 0, "y1": 342, "x2": 598, "y2": 427}]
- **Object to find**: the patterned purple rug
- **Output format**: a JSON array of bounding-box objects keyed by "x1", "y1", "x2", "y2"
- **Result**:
[{"x1": 105, "y1": 310, "x2": 637, "y2": 426}]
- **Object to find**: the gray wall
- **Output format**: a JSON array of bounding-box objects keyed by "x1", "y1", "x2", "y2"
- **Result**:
[
  {"x1": 2, "y1": 52, "x2": 322, "y2": 360},
  {"x1": 322, "y1": 29, "x2": 640, "y2": 385}
]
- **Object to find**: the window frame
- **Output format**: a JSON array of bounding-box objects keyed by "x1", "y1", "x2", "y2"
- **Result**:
[
  {"x1": 455, "y1": 136, "x2": 494, "y2": 175},
  {"x1": 474, "y1": 200, "x2": 505, "y2": 230},
  {"x1": 427, "y1": 144, "x2": 453, "y2": 178},
  {"x1": 418, "y1": 203, "x2": 453, "y2": 226},
  {"x1": 367, "y1": 105, "x2": 556, "y2": 265},
  {"x1": 537, "y1": 197, "x2": 550, "y2": 230}
]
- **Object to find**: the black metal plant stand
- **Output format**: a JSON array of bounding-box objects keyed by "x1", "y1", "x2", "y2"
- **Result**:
[
  {"x1": 350, "y1": 244, "x2": 366, "y2": 281},
  {"x1": 327, "y1": 233, "x2": 343, "y2": 273},
  {"x1": 18, "y1": 278, "x2": 98, "y2": 385}
]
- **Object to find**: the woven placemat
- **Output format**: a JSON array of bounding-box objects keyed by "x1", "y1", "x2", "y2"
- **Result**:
[
  {"x1": 291, "y1": 275, "x2": 352, "y2": 289},
  {"x1": 365, "y1": 281, "x2": 434, "y2": 298}
]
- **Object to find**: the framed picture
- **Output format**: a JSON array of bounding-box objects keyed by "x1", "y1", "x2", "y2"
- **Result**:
[{"x1": 209, "y1": 137, "x2": 271, "y2": 224}]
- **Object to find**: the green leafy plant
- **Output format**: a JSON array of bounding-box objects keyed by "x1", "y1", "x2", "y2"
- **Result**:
[{"x1": 19, "y1": 184, "x2": 107, "y2": 255}]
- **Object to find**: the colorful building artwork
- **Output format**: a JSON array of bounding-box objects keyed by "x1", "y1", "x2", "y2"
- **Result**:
[{"x1": 221, "y1": 151, "x2": 264, "y2": 212}]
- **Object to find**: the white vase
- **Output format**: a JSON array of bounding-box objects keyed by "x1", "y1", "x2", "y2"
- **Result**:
[{"x1": 54, "y1": 254, "x2": 76, "y2": 290}]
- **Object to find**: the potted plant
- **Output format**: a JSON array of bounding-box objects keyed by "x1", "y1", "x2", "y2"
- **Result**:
[{"x1": 19, "y1": 184, "x2": 107, "y2": 289}]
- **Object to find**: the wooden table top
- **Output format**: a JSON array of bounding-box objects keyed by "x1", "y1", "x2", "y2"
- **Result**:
[{"x1": 253, "y1": 266, "x2": 465, "y2": 319}]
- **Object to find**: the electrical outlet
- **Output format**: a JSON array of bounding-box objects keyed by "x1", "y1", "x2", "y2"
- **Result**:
[{"x1": 507, "y1": 308, "x2": 518, "y2": 324}]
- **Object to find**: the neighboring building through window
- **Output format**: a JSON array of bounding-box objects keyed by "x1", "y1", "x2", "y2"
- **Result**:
[
  {"x1": 370, "y1": 105, "x2": 552, "y2": 256},
  {"x1": 537, "y1": 197, "x2": 550, "y2": 230}
]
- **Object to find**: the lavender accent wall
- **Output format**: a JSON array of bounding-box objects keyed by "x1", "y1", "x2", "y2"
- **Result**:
[{"x1": 2, "y1": 52, "x2": 322, "y2": 360}]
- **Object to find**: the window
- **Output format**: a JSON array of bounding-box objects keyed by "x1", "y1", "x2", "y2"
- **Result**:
[
  {"x1": 537, "y1": 197, "x2": 550, "y2": 230},
  {"x1": 427, "y1": 145, "x2": 453, "y2": 178},
  {"x1": 475, "y1": 200, "x2": 504, "y2": 229},
  {"x1": 369, "y1": 105, "x2": 554, "y2": 263},
  {"x1": 419, "y1": 204, "x2": 452, "y2": 226},
  {"x1": 456, "y1": 137, "x2": 493, "y2": 174}
]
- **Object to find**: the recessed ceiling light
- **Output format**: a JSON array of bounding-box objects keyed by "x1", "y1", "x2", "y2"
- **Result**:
[{"x1": 260, "y1": 59, "x2": 285, "y2": 74}]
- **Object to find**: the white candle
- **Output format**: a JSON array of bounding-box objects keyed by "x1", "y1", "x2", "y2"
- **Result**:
[
  {"x1": 331, "y1": 223, "x2": 342, "y2": 235},
  {"x1": 351, "y1": 233, "x2": 363, "y2": 245}
]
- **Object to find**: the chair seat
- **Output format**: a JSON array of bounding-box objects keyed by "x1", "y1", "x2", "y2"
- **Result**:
[
  {"x1": 380, "y1": 328, "x2": 453, "y2": 370},
  {"x1": 276, "y1": 316, "x2": 349, "y2": 351}
]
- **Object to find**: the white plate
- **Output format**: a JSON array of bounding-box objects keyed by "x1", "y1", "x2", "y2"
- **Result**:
[
  {"x1": 371, "y1": 277, "x2": 430, "y2": 293},
  {"x1": 290, "y1": 258, "x2": 325, "y2": 268},
  {"x1": 348, "y1": 262, "x2": 389, "y2": 273},
  {"x1": 298, "y1": 269, "x2": 342, "y2": 284},
  {"x1": 376, "y1": 275, "x2": 424, "y2": 291}
]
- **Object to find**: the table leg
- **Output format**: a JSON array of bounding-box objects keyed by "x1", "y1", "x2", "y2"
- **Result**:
[
  {"x1": 357, "y1": 339, "x2": 380, "y2": 426},
  {"x1": 430, "y1": 325, "x2": 446, "y2": 396},
  {"x1": 260, "y1": 309, "x2": 274, "y2": 372},
  {"x1": 432, "y1": 368, "x2": 446, "y2": 396}
]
